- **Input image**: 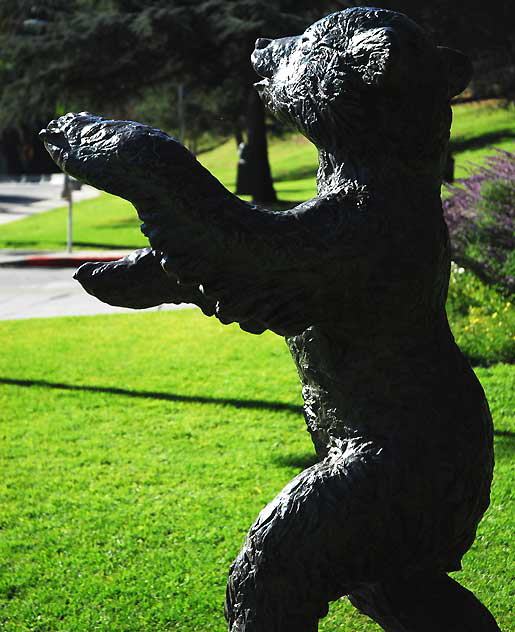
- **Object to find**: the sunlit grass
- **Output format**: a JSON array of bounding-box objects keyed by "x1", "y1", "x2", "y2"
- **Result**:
[
  {"x1": 0, "y1": 193, "x2": 141, "y2": 251},
  {"x1": 451, "y1": 100, "x2": 515, "y2": 176},
  {"x1": 0, "y1": 310, "x2": 513, "y2": 631}
]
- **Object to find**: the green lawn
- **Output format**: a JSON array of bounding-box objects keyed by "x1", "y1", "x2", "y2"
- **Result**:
[
  {"x1": 0, "y1": 311, "x2": 514, "y2": 631},
  {"x1": 450, "y1": 100, "x2": 515, "y2": 177},
  {"x1": 0, "y1": 193, "x2": 142, "y2": 252},
  {"x1": 1, "y1": 100, "x2": 513, "y2": 252}
]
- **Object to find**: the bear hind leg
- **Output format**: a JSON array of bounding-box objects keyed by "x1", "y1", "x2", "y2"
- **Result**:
[{"x1": 348, "y1": 572, "x2": 501, "y2": 632}]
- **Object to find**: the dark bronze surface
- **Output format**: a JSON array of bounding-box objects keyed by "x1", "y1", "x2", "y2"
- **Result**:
[{"x1": 41, "y1": 7, "x2": 499, "y2": 631}]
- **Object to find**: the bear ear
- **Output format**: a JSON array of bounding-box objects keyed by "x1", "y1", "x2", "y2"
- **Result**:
[
  {"x1": 347, "y1": 27, "x2": 398, "y2": 87},
  {"x1": 437, "y1": 46, "x2": 472, "y2": 98}
]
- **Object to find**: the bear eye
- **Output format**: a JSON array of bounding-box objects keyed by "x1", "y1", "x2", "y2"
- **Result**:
[{"x1": 300, "y1": 35, "x2": 312, "y2": 55}]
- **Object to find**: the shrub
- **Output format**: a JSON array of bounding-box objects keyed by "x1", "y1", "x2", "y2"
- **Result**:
[
  {"x1": 447, "y1": 263, "x2": 515, "y2": 366},
  {"x1": 443, "y1": 150, "x2": 515, "y2": 294}
]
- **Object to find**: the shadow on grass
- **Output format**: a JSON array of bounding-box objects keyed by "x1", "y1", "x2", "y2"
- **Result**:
[
  {"x1": 450, "y1": 129, "x2": 515, "y2": 155},
  {"x1": 0, "y1": 194, "x2": 44, "y2": 205},
  {"x1": 493, "y1": 433, "x2": 515, "y2": 460},
  {"x1": 273, "y1": 166, "x2": 317, "y2": 183},
  {"x1": 273, "y1": 453, "x2": 319, "y2": 469},
  {"x1": 0, "y1": 377, "x2": 303, "y2": 415},
  {"x1": 275, "y1": 436, "x2": 515, "y2": 469},
  {"x1": 4, "y1": 377, "x2": 509, "y2": 447},
  {"x1": 105, "y1": 218, "x2": 141, "y2": 228},
  {"x1": 0, "y1": 239, "x2": 46, "y2": 248},
  {"x1": 493, "y1": 430, "x2": 515, "y2": 460}
]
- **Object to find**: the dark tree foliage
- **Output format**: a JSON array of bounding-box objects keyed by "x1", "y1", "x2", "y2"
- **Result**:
[
  {"x1": 0, "y1": 0, "x2": 343, "y2": 199},
  {"x1": 8, "y1": 2, "x2": 509, "y2": 188},
  {"x1": 0, "y1": 1, "x2": 200, "y2": 127}
]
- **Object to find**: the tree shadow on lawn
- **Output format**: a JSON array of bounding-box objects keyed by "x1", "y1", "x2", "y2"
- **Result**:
[
  {"x1": 274, "y1": 433, "x2": 515, "y2": 471},
  {"x1": 0, "y1": 376, "x2": 303, "y2": 416},
  {"x1": 273, "y1": 166, "x2": 317, "y2": 183},
  {"x1": 3, "y1": 377, "x2": 511, "y2": 457},
  {"x1": 101, "y1": 218, "x2": 140, "y2": 228},
  {"x1": 492, "y1": 432, "x2": 515, "y2": 465},
  {"x1": 0, "y1": 194, "x2": 45, "y2": 207},
  {"x1": 273, "y1": 452, "x2": 319, "y2": 469},
  {"x1": 450, "y1": 129, "x2": 515, "y2": 155}
]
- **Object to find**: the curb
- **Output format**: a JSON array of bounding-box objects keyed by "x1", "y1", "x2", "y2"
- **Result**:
[{"x1": 0, "y1": 251, "x2": 129, "y2": 269}]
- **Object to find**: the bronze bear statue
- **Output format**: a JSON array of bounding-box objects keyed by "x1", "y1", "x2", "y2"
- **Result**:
[{"x1": 41, "y1": 7, "x2": 500, "y2": 632}]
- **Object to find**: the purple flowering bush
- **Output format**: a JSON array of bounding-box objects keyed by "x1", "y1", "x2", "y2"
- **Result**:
[
  {"x1": 443, "y1": 150, "x2": 515, "y2": 295},
  {"x1": 444, "y1": 152, "x2": 515, "y2": 363}
]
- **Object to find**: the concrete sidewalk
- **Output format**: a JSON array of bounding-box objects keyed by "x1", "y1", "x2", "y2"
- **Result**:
[
  {"x1": 0, "y1": 175, "x2": 100, "y2": 225},
  {"x1": 0, "y1": 249, "x2": 197, "y2": 321}
]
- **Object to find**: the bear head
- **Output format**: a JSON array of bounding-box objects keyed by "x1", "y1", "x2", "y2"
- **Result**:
[{"x1": 252, "y1": 8, "x2": 471, "y2": 169}]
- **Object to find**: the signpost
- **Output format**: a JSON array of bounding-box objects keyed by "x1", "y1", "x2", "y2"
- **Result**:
[{"x1": 62, "y1": 174, "x2": 82, "y2": 253}]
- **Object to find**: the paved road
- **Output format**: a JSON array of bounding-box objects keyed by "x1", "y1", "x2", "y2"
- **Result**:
[
  {"x1": 0, "y1": 266, "x2": 194, "y2": 321},
  {"x1": 0, "y1": 176, "x2": 99, "y2": 225}
]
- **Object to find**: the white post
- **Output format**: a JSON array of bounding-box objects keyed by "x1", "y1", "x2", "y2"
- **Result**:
[
  {"x1": 67, "y1": 193, "x2": 73, "y2": 253},
  {"x1": 64, "y1": 174, "x2": 73, "y2": 253}
]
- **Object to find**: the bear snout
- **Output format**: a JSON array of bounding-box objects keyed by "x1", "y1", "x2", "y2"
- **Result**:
[
  {"x1": 255, "y1": 38, "x2": 272, "y2": 50},
  {"x1": 252, "y1": 35, "x2": 299, "y2": 82}
]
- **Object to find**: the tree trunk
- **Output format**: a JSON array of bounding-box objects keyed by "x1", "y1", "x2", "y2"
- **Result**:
[
  {"x1": 244, "y1": 89, "x2": 277, "y2": 204},
  {"x1": 234, "y1": 124, "x2": 243, "y2": 147}
]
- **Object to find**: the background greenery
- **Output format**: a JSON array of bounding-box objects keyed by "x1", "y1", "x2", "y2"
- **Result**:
[
  {"x1": 2, "y1": 0, "x2": 513, "y2": 198},
  {"x1": 1, "y1": 100, "x2": 514, "y2": 252}
]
